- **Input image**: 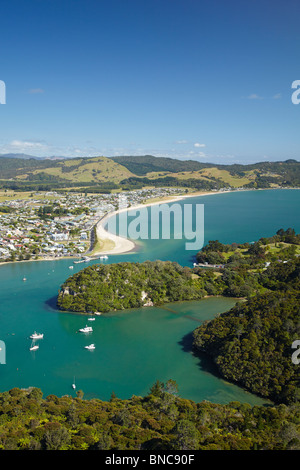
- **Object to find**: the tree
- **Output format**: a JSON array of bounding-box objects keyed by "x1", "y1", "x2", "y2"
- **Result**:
[{"x1": 172, "y1": 420, "x2": 199, "y2": 450}]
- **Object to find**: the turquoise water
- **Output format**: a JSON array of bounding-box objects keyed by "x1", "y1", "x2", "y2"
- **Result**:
[{"x1": 0, "y1": 189, "x2": 299, "y2": 404}]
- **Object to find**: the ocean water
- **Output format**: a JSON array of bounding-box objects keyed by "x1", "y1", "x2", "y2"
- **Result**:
[{"x1": 0, "y1": 189, "x2": 299, "y2": 404}]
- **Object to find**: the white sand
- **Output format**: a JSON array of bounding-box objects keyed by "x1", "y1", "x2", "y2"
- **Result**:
[{"x1": 93, "y1": 190, "x2": 220, "y2": 256}]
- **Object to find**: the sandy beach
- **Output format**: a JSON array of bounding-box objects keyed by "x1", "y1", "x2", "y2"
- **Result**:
[{"x1": 93, "y1": 189, "x2": 231, "y2": 256}]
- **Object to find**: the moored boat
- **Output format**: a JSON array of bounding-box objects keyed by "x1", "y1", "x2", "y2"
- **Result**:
[
  {"x1": 79, "y1": 325, "x2": 93, "y2": 333},
  {"x1": 30, "y1": 342, "x2": 39, "y2": 351},
  {"x1": 30, "y1": 332, "x2": 44, "y2": 340}
]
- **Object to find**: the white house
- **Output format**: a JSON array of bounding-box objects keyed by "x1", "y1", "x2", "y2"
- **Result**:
[{"x1": 51, "y1": 232, "x2": 69, "y2": 241}]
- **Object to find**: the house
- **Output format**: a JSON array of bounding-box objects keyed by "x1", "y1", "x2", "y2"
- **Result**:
[{"x1": 51, "y1": 232, "x2": 69, "y2": 241}]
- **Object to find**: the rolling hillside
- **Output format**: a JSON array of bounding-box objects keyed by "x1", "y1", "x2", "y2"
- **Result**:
[
  {"x1": 0, "y1": 154, "x2": 299, "y2": 191},
  {"x1": 15, "y1": 157, "x2": 134, "y2": 184}
]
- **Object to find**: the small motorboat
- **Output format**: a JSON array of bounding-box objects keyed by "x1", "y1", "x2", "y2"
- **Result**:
[
  {"x1": 30, "y1": 342, "x2": 39, "y2": 351},
  {"x1": 84, "y1": 344, "x2": 95, "y2": 350},
  {"x1": 79, "y1": 326, "x2": 93, "y2": 333}
]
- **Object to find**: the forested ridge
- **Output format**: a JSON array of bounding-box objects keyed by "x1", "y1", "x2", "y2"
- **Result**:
[
  {"x1": 193, "y1": 289, "x2": 299, "y2": 404},
  {"x1": 0, "y1": 383, "x2": 299, "y2": 450},
  {"x1": 193, "y1": 231, "x2": 300, "y2": 404}
]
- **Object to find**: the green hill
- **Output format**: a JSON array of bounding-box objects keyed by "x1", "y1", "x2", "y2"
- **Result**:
[{"x1": 0, "y1": 154, "x2": 299, "y2": 191}]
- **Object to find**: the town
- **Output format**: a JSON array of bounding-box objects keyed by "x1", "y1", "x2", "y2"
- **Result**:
[{"x1": 0, "y1": 187, "x2": 186, "y2": 263}]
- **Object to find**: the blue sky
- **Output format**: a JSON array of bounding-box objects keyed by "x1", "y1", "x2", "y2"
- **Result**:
[{"x1": 0, "y1": 0, "x2": 299, "y2": 164}]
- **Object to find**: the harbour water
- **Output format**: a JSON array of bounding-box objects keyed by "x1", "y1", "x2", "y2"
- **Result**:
[{"x1": 0, "y1": 189, "x2": 299, "y2": 404}]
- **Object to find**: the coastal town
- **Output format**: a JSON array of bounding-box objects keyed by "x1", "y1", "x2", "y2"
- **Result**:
[{"x1": 0, "y1": 187, "x2": 188, "y2": 263}]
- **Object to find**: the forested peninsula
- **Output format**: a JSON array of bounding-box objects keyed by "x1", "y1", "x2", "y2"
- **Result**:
[{"x1": 57, "y1": 228, "x2": 300, "y2": 314}]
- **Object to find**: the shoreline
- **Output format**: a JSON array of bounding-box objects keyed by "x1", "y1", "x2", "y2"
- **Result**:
[
  {"x1": 0, "y1": 187, "x2": 295, "y2": 265},
  {"x1": 92, "y1": 188, "x2": 244, "y2": 256},
  {"x1": 77, "y1": 186, "x2": 300, "y2": 257}
]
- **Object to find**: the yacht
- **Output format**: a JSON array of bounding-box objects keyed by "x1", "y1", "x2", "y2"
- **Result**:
[
  {"x1": 79, "y1": 325, "x2": 93, "y2": 333},
  {"x1": 30, "y1": 332, "x2": 44, "y2": 340},
  {"x1": 84, "y1": 344, "x2": 95, "y2": 350}
]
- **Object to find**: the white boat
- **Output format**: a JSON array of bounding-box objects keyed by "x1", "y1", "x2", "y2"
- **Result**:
[
  {"x1": 84, "y1": 344, "x2": 95, "y2": 350},
  {"x1": 23, "y1": 277, "x2": 27, "y2": 281},
  {"x1": 72, "y1": 377, "x2": 76, "y2": 389},
  {"x1": 99, "y1": 255, "x2": 108, "y2": 260},
  {"x1": 88, "y1": 317, "x2": 95, "y2": 321},
  {"x1": 30, "y1": 332, "x2": 44, "y2": 340},
  {"x1": 79, "y1": 325, "x2": 93, "y2": 333},
  {"x1": 69, "y1": 266, "x2": 74, "y2": 269},
  {"x1": 30, "y1": 342, "x2": 39, "y2": 351}
]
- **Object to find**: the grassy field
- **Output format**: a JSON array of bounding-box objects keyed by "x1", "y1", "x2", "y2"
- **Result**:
[
  {"x1": 16, "y1": 157, "x2": 135, "y2": 184},
  {"x1": 219, "y1": 241, "x2": 300, "y2": 263},
  {"x1": 144, "y1": 167, "x2": 283, "y2": 188},
  {"x1": 90, "y1": 234, "x2": 116, "y2": 255},
  {"x1": 0, "y1": 190, "x2": 60, "y2": 202},
  {"x1": 145, "y1": 167, "x2": 255, "y2": 187}
]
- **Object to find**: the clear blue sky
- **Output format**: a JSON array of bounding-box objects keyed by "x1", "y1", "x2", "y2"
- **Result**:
[{"x1": 0, "y1": 0, "x2": 299, "y2": 163}]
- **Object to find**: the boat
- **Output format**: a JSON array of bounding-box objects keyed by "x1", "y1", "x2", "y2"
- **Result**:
[
  {"x1": 72, "y1": 377, "x2": 76, "y2": 389},
  {"x1": 99, "y1": 255, "x2": 108, "y2": 260},
  {"x1": 74, "y1": 260, "x2": 84, "y2": 264},
  {"x1": 88, "y1": 317, "x2": 95, "y2": 321},
  {"x1": 69, "y1": 266, "x2": 74, "y2": 269},
  {"x1": 84, "y1": 344, "x2": 95, "y2": 350},
  {"x1": 23, "y1": 277, "x2": 27, "y2": 281},
  {"x1": 30, "y1": 332, "x2": 44, "y2": 340},
  {"x1": 30, "y1": 342, "x2": 39, "y2": 351},
  {"x1": 78, "y1": 325, "x2": 93, "y2": 333}
]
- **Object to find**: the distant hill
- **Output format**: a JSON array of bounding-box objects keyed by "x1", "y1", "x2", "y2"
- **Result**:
[
  {"x1": 112, "y1": 156, "x2": 300, "y2": 190},
  {"x1": 0, "y1": 153, "x2": 67, "y2": 160},
  {"x1": 0, "y1": 154, "x2": 299, "y2": 192},
  {"x1": 111, "y1": 155, "x2": 215, "y2": 175}
]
